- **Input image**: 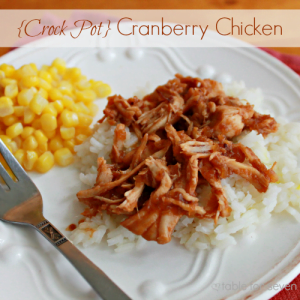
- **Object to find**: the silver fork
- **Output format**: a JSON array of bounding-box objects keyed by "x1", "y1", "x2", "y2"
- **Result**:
[{"x1": 0, "y1": 139, "x2": 131, "y2": 300}]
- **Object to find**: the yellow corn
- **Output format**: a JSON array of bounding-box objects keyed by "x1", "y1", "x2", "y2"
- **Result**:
[
  {"x1": 43, "y1": 103, "x2": 57, "y2": 117},
  {"x1": 29, "y1": 94, "x2": 48, "y2": 115},
  {"x1": 14, "y1": 149, "x2": 25, "y2": 165},
  {"x1": 54, "y1": 148, "x2": 74, "y2": 167},
  {"x1": 75, "y1": 102, "x2": 90, "y2": 114},
  {"x1": 52, "y1": 58, "x2": 66, "y2": 74},
  {"x1": 24, "y1": 150, "x2": 38, "y2": 171},
  {"x1": 38, "y1": 78, "x2": 52, "y2": 91},
  {"x1": 86, "y1": 103, "x2": 99, "y2": 117},
  {"x1": 40, "y1": 113, "x2": 57, "y2": 131},
  {"x1": 35, "y1": 151, "x2": 54, "y2": 173},
  {"x1": 53, "y1": 100, "x2": 64, "y2": 113},
  {"x1": 0, "y1": 58, "x2": 110, "y2": 173},
  {"x1": 60, "y1": 127, "x2": 75, "y2": 140},
  {"x1": 5, "y1": 84, "x2": 18, "y2": 98},
  {"x1": 77, "y1": 113, "x2": 93, "y2": 127},
  {"x1": 61, "y1": 95, "x2": 74, "y2": 108},
  {"x1": 6, "y1": 122, "x2": 23, "y2": 139},
  {"x1": 64, "y1": 67, "x2": 81, "y2": 81},
  {"x1": 48, "y1": 88, "x2": 63, "y2": 101},
  {"x1": 10, "y1": 141, "x2": 18, "y2": 153},
  {"x1": 24, "y1": 107, "x2": 36, "y2": 124},
  {"x1": 23, "y1": 135, "x2": 38, "y2": 151},
  {"x1": 63, "y1": 139, "x2": 75, "y2": 153},
  {"x1": 21, "y1": 76, "x2": 39, "y2": 88},
  {"x1": 75, "y1": 90, "x2": 96, "y2": 103},
  {"x1": 43, "y1": 129, "x2": 56, "y2": 139},
  {"x1": 0, "y1": 64, "x2": 15, "y2": 77},
  {"x1": 39, "y1": 70, "x2": 52, "y2": 83},
  {"x1": 75, "y1": 134, "x2": 88, "y2": 144},
  {"x1": 3, "y1": 115, "x2": 19, "y2": 126},
  {"x1": 37, "y1": 88, "x2": 48, "y2": 100},
  {"x1": 31, "y1": 118, "x2": 41, "y2": 130},
  {"x1": 17, "y1": 89, "x2": 34, "y2": 106},
  {"x1": 14, "y1": 106, "x2": 24, "y2": 117},
  {"x1": 21, "y1": 126, "x2": 34, "y2": 139},
  {"x1": 0, "y1": 78, "x2": 17, "y2": 88},
  {"x1": 49, "y1": 136, "x2": 63, "y2": 152},
  {"x1": 0, "y1": 97, "x2": 14, "y2": 117},
  {"x1": 92, "y1": 82, "x2": 112, "y2": 98},
  {"x1": 34, "y1": 129, "x2": 48, "y2": 145}
]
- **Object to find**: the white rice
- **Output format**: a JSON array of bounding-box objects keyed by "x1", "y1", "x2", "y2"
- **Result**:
[{"x1": 71, "y1": 81, "x2": 300, "y2": 252}]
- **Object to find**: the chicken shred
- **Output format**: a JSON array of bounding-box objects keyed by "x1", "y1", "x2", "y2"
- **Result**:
[{"x1": 78, "y1": 74, "x2": 279, "y2": 244}]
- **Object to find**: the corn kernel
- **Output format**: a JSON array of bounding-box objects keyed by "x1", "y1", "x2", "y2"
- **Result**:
[
  {"x1": 4, "y1": 84, "x2": 18, "y2": 98},
  {"x1": 32, "y1": 119, "x2": 42, "y2": 130},
  {"x1": 43, "y1": 129, "x2": 56, "y2": 139},
  {"x1": 57, "y1": 80, "x2": 72, "y2": 95},
  {"x1": 65, "y1": 67, "x2": 81, "y2": 81},
  {"x1": 19, "y1": 64, "x2": 37, "y2": 77},
  {"x1": 49, "y1": 136, "x2": 63, "y2": 152},
  {"x1": 21, "y1": 76, "x2": 39, "y2": 88},
  {"x1": 3, "y1": 115, "x2": 18, "y2": 126},
  {"x1": 48, "y1": 66, "x2": 59, "y2": 80},
  {"x1": 49, "y1": 88, "x2": 63, "y2": 101},
  {"x1": 29, "y1": 94, "x2": 48, "y2": 115},
  {"x1": 0, "y1": 78, "x2": 17, "y2": 88},
  {"x1": 52, "y1": 58, "x2": 66, "y2": 74},
  {"x1": 93, "y1": 82, "x2": 112, "y2": 98},
  {"x1": 0, "y1": 96, "x2": 14, "y2": 117},
  {"x1": 40, "y1": 113, "x2": 57, "y2": 131},
  {"x1": 34, "y1": 129, "x2": 48, "y2": 145},
  {"x1": 14, "y1": 149, "x2": 25, "y2": 165},
  {"x1": 13, "y1": 136, "x2": 22, "y2": 148},
  {"x1": 14, "y1": 106, "x2": 24, "y2": 117},
  {"x1": 76, "y1": 102, "x2": 90, "y2": 114},
  {"x1": 60, "y1": 127, "x2": 75, "y2": 140},
  {"x1": 76, "y1": 79, "x2": 91, "y2": 90},
  {"x1": 40, "y1": 65, "x2": 49, "y2": 72},
  {"x1": 87, "y1": 103, "x2": 99, "y2": 117},
  {"x1": 23, "y1": 135, "x2": 38, "y2": 151},
  {"x1": 54, "y1": 148, "x2": 74, "y2": 167},
  {"x1": 77, "y1": 112, "x2": 93, "y2": 127},
  {"x1": 38, "y1": 78, "x2": 52, "y2": 91},
  {"x1": 35, "y1": 151, "x2": 54, "y2": 173},
  {"x1": 24, "y1": 107, "x2": 36, "y2": 124},
  {"x1": 6, "y1": 122, "x2": 23, "y2": 138},
  {"x1": 63, "y1": 139, "x2": 75, "y2": 153},
  {"x1": 75, "y1": 89, "x2": 96, "y2": 103},
  {"x1": 39, "y1": 70, "x2": 52, "y2": 83},
  {"x1": 0, "y1": 70, "x2": 5, "y2": 80},
  {"x1": 76, "y1": 126, "x2": 93, "y2": 137},
  {"x1": 43, "y1": 103, "x2": 57, "y2": 117},
  {"x1": 21, "y1": 126, "x2": 34, "y2": 139},
  {"x1": 53, "y1": 100, "x2": 64, "y2": 113},
  {"x1": 10, "y1": 141, "x2": 18, "y2": 153},
  {"x1": 61, "y1": 95, "x2": 74, "y2": 108},
  {"x1": 24, "y1": 150, "x2": 38, "y2": 171},
  {"x1": 29, "y1": 63, "x2": 38, "y2": 73},
  {"x1": 60, "y1": 110, "x2": 79, "y2": 127},
  {"x1": 17, "y1": 89, "x2": 34, "y2": 106},
  {"x1": 37, "y1": 88, "x2": 48, "y2": 99},
  {"x1": 75, "y1": 134, "x2": 88, "y2": 144},
  {"x1": 0, "y1": 135, "x2": 12, "y2": 150},
  {"x1": 38, "y1": 141, "x2": 48, "y2": 152},
  {"x1": 0, "y1": 64, "x2": 15, "y2": 77}
]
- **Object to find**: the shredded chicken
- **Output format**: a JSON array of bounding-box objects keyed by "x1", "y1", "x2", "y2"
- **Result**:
[{"x1": 78, "y1": 74, "x2": 279, "y2": 244}]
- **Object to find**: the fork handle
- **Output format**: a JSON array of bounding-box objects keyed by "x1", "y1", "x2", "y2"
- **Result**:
[{"x1": 35, "y1": 219, "x2": 131, "y2": 300}]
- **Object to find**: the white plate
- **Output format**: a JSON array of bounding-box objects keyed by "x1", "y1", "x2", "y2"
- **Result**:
[{"x1": 1, "y1": 30, "x2": 300, "y2": 300}]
